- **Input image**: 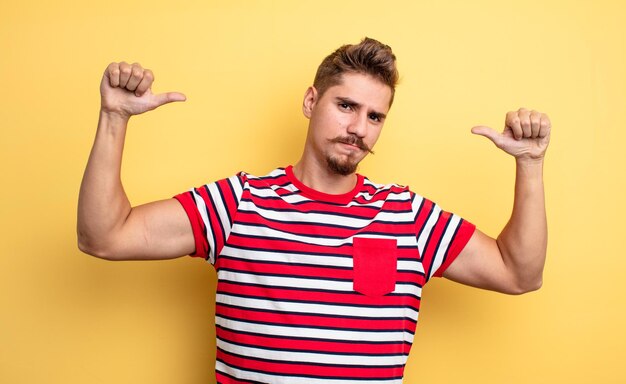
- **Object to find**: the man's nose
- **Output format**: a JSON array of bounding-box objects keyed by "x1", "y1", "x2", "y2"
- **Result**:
[{"x1": 346, "y1": 112, "x2": 368, "y2": 138}]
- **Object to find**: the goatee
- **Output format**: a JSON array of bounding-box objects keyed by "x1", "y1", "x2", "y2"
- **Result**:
[
  {"x1": 325, "y1": 135, "x2": 374, "y2": 176},
  {"x1": 326, "y1": 155, "x2": 358, "y2": 176}
]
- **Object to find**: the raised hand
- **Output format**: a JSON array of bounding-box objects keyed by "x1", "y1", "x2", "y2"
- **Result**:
[
  {"x1": 471, "y1": 108, "x2": 551, "y2": 161},
  {"x1": 100, "y1": 62, "x2": 186, "y2": 119}
]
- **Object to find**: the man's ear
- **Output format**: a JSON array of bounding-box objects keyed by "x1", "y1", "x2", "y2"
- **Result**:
[{"x1": 302, "y1": 86, "x2": 318, "y2": 119}]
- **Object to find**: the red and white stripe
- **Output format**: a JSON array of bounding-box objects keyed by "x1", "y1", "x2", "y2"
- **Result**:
[{"x1": 175, "y1": 166, "x2": 475, "y2": 383}]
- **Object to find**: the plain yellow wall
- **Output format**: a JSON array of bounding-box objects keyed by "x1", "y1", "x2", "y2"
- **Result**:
[{"x1": 1, "y1": 1, "x2": 625, "y2": 383}]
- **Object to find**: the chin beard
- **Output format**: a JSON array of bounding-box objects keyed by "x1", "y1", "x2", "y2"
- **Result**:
[
  {"x1": 326, "y1": 155, "x2": 358, "y2": 176},
  {"x1": 323, "y1": 135, "x2": 374, "y2": 176}
]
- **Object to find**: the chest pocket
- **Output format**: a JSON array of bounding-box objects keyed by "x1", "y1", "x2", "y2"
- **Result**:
[{"x1": 352, "y1": 237, "x2": 398, "y2": 297}]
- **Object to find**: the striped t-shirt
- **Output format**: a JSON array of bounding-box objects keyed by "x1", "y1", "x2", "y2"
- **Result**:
[{"x1": 174, "y1": 165, "x2": 475, "y2": 384}]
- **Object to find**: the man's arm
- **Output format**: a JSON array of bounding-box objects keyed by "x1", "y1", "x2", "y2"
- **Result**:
[
  {"x1": 77, "y1": 62, "x2": 193, "y2": 260},
  {"x1": 443, "y1": 108, "x2": 550, "y2": 294}
]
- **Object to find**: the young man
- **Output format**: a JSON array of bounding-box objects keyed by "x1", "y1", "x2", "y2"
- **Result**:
[{"x1": 78, "y1": 38, "x2": 550, "y2": 383}]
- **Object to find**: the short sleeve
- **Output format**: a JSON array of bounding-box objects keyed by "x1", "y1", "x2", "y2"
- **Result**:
[
  {"x1": 173, "y1": 173, "x2": 244, "y2": 264},
  {"x1": 412, "y1": 194, "x2": 476, "y2": 282}
]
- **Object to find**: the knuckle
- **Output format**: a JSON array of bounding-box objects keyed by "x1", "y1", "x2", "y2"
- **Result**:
[{"x1": 106, "y1": 64, "x2": 119, "y2": 77}]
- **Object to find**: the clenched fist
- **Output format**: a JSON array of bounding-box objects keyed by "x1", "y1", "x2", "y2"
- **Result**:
[
  {"x1": 100, "y1": 62, "x2": 186, "y2": 119},
  {"x1": 471, "y1": 108, "x2": 551, "y2": 161}
]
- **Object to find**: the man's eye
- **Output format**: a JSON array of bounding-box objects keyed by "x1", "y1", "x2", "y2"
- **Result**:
[
  {"x1": 369, "y1": 113, "x2": 381, "y2": 122},
  {"x1": 339, "y1": 103, "x2": 351, "y2": 110}
]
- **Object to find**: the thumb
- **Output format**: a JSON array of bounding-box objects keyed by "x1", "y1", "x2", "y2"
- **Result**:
[
  {"x1": 471, "y1": 125, "x2": 502, "y2": 146},
  {"x1": 152, "y1": 92, "x2": 187, "y2": 108}
]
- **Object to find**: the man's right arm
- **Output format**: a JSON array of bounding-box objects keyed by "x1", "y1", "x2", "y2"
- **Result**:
[{"x1": 77, "y1": 62, "x2": 193, "y2": 260}]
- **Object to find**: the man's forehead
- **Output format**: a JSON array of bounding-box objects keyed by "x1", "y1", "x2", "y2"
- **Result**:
[{"x1": 324, "y1": 73, "x2": 392, "y2": 111}]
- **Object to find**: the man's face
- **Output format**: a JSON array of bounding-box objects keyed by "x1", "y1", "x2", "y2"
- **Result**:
[{"x1": 303, "y1": 72, "x2": 392, "y2": 175}]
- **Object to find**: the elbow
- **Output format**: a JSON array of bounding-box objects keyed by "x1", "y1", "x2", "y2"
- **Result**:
[
  {"x1": 77, "y1": 231, "x2": 118, "y2": 261},
  {"x1": 509, "y1": 278, "x2": 543, "y2": 295}
]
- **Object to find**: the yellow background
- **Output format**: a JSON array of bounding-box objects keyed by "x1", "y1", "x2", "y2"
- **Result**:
[{"x1": 1, "y1": 1, "x2": 624, "y2": 383}]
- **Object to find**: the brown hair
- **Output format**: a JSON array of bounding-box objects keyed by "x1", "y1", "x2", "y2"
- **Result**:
[{"x1": 313, "y1": 37, "x2": 399, "y2": 105}]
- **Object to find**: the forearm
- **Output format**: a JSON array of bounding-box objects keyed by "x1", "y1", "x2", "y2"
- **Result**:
[
  {"x1": 497, "y1": 158, "x2": 547, "y2": 291},
  {"x1": 77, "y1": 110, "x2": 132, "y2": 256}
]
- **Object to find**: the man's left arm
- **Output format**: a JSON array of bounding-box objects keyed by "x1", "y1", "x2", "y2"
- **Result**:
[{"x1": 443, "y1": 108, "x2": 550, "y2": 295}]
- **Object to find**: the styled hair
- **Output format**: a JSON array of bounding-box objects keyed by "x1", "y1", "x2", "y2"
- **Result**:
[{"x1": 313, "y1": 37, "x2": 399, "y2": 105}]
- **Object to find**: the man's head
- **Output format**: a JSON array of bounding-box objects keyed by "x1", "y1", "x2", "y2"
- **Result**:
[
  {"x1": 301, "y1": 38, "x2": 398, "y2": 177},
  {"x1": 313, "y1": 37, "x2": 399, "y2": 107}
]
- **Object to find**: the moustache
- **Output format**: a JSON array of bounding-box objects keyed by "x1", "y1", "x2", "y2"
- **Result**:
[{"x1": 328, "y1": 136, "x2": 375, "y2": 154}]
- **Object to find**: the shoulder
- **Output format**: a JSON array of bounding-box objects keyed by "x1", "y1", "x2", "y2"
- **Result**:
[
  {"x1": 237, "y1": 167, "x2": 294, "y2": 191},
  {"x1": 358, "y1": 175, "x2": 414, "y2": 203},
  {"x1": 360, "y1": 175, "x2": 410, "y2": 194}
]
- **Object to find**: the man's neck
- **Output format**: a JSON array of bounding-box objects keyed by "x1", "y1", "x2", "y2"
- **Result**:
[{"x1": 292, "y1": 158, "x2": 358, "y2": 195}]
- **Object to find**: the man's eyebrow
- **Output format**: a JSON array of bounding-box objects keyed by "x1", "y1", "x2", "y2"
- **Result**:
[
  {"x1": 369, "y1": 110, "x2": 387, "y2": 119},
  {"x1": 336, "y1": 97, "x2": 387, "y2": 118},
  {"x1": 336, "y1": 97, "x2": 360, "y2": 107}
]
